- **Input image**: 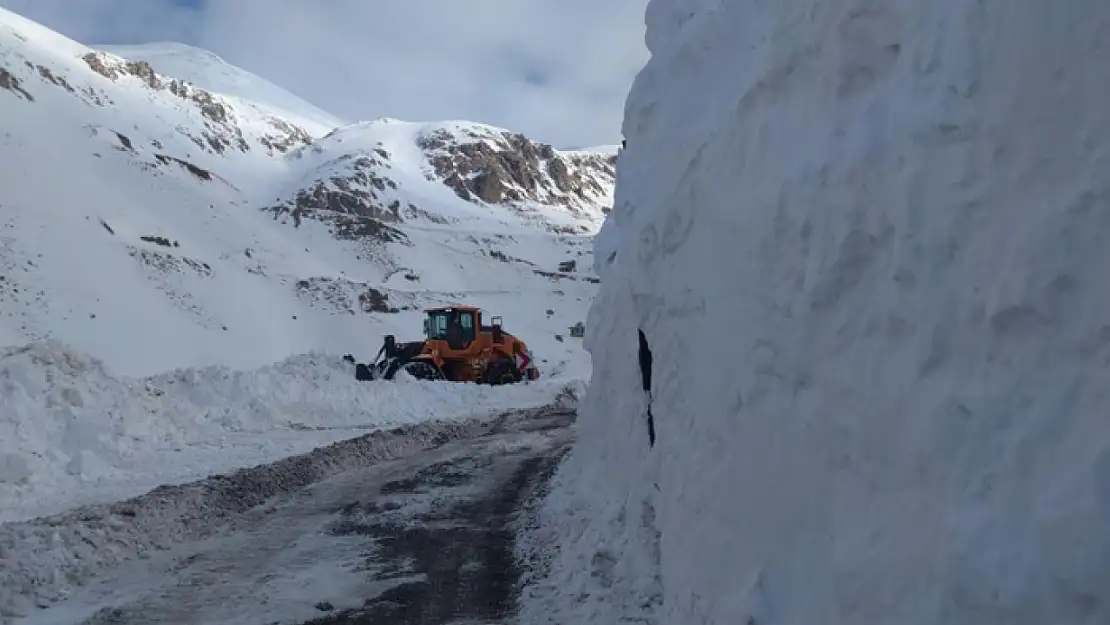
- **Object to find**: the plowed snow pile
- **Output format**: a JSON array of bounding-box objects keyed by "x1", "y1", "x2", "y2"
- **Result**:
[
  {"x1": 0, "y1": 341, "x2": 564, "y2": 523},
  {"x1": 520, "y1": 2, "x2": 1110, "y2": 624}
]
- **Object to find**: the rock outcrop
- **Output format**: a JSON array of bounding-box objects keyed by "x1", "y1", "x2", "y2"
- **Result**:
[
  {"x1": 418, "y1": 127, "x2": 616, "y2": 218},
  {"x1": 81, "y1": 51, "x2": 311, "y2": 156}
]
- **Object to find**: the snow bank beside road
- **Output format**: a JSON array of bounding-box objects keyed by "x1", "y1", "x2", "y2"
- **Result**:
[
  {"x1": 516, "y1": 284, "x2": 662, "y2": 625},
  {"x1": 527, "y1": 1, "x2": 1110, "y2": 624},
  {"x1": 0, "y1": 341, "x2": 564, "y2": 523}
]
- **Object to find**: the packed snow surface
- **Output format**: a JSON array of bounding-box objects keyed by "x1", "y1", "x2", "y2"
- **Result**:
[{"x1": 522, "y1": 1, "x2": 1110, "y2": 624}]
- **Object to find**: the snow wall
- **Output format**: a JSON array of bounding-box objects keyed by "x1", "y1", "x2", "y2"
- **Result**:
[{"x1": 523, "y1": 1, "x2": 1110, "y2": 624}]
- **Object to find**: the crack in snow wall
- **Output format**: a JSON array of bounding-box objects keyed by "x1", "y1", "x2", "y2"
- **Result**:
[
  {"x1": 529, "y1": 1, "x2": 1110, "y2": 624},
  {"x1": 0, "y1": 404, "x2": 574, "y2": 622}
]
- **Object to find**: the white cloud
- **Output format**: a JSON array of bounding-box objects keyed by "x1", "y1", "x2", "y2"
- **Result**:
[{"x1": 0, "y1": 0, "x2": 649, "y2": 147}]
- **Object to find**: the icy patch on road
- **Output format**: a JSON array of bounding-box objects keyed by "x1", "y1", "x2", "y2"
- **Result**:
[{"x1": 0, "y1": 341, "x2": 566, "y2": 523}]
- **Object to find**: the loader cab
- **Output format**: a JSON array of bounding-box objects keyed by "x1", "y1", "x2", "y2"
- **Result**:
[{"x1": 424, "y1": 306, "x2": 478, "y2": 350}]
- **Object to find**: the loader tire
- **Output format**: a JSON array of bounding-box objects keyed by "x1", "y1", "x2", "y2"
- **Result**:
[
  {"x1": 402, "y1": 360, "x2": 445, "y2": 381},
  {"x1": 486, "y1": 359, "x2": 521, "y2": 386}
]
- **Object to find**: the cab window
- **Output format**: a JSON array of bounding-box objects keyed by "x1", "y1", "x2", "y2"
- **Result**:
[
  {"x1": 427, "y1": 312, "x2": 449, "y2": 339},
  {"x1": 459, "y1": 311, "x2": 475, "y2": 340}
]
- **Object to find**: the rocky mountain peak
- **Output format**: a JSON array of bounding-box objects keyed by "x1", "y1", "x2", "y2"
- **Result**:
[
  {"x1": 267, "y1": 122, "x2": 617, "y2": 241},
  {"x1": 417, "y1": 127, "x2": 617, "y2": 221}
]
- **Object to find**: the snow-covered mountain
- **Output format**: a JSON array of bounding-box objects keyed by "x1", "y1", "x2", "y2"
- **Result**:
[
  {"x1": 0, "y1": 5, "x2": 613, "y2": 523},
  {"x1": 96, "y1": 41, "x2": 344, "y2": 132},
  {"x1": 0, "y1": 5, "x2": 616, "y2": 376},
  {"x1": 521, "y1": 1, "x2": 1110, "y2": 625}
]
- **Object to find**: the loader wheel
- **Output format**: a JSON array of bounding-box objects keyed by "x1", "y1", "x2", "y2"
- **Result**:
[
  {"x1": 402, "y1": 360, "x2": 445, "y2": 381},
  {"x1": 485, "y1": 359, "x2": 521, "y2": 386}
]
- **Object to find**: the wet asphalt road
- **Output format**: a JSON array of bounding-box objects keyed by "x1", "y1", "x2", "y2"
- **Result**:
[
  {"x1": 15, "y1": 407, "x2": 573, "y2": 625},
  {"x1": 300, "y1": 411, "x2": 570, "y2": 625}
]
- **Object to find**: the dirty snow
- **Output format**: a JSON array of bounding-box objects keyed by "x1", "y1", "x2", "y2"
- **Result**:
[{"x1": 522, "y1": 1, "x2": 1110, "y2": 624}]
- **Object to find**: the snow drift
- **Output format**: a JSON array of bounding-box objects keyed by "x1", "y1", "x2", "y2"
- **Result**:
[
  {"x1": 523, "y1": 1, "x2": 1110, "y2": 624},
  {"x1": 0, "y1": 341, "x2": 566, "y2": 524}
]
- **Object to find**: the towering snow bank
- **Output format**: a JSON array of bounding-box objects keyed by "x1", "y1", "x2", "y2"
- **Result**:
[
  {"x1": 529, "y1": 1, "x2": 1110, "y2": 624},
  {"x1": 516, "y1": 282, "x2": 662, "y2": 624}
]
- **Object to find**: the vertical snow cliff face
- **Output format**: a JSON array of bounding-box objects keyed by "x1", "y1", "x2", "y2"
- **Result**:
[{"x1": 584, "y1": 0, "x2": 1110, "y2": 623}]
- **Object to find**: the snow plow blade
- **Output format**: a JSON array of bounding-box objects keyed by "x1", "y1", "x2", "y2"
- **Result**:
[
  {"x1": 354, "y1": 361, "x2": 383, "y2": 381},
  {"x1": 350, "y1": 335, "x2": 426, "y2": 382}
]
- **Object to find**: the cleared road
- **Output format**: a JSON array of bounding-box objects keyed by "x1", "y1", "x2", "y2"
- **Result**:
[{"x1": 4, "y1": 406, "x2": 573, "y2": 625}]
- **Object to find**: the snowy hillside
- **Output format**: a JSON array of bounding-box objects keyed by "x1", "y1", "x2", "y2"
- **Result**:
[
  {"x1": 0, "y1": 4, "x2": 615, "y2": 373},
  {"x1": 96, "y1": 42, "x2": 344, "y2": 133},
  {"x1": 522, "y1": 1, "x2": 1110, "y2": 624},
  {"x1": 0, "y1": 6, "x2": 612, "y2": 522}
]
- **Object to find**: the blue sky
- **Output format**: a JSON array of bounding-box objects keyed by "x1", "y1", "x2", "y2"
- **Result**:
[{"x1": 0, "y1": 0, "x2": 649, "y2": 147}]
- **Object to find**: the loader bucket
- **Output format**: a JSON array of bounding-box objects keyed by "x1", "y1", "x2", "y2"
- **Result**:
[
  {"x1": 352, "y1": 335, "x2": 424, "y2": 382},
  {"x1": 355, "y1": 362, "x2": 375, "y2": 381}
]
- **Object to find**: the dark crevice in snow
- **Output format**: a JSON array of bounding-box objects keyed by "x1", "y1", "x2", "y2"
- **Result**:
[{"x1": 638, "y1": 329, "x2": 655, "y2": 448}]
